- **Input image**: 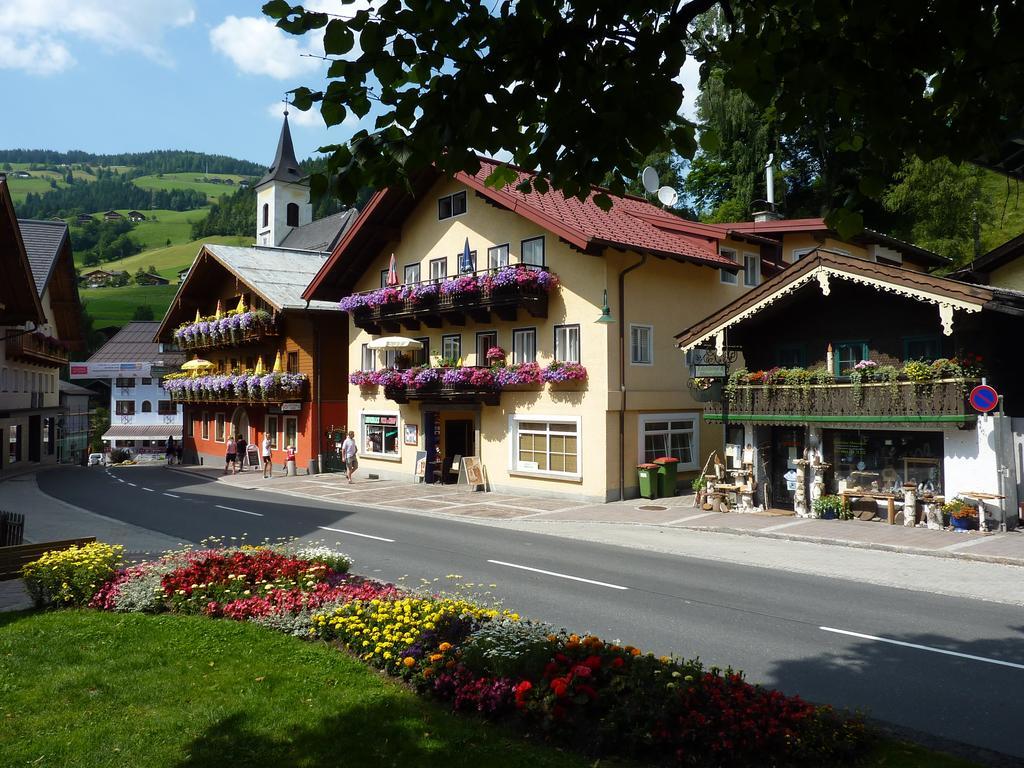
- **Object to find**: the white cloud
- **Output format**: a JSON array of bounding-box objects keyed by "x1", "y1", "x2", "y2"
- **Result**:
[
  {"x1": 0, "y1": 0, "x2": 195, "y2": 75},
  {"x1": 211, "y1": 16, "x2": 323, "y2": 80},
  {"x1": 676, "y1": 56, "x2": 701, "y2": 121},
  {"x1": 266, "y1": 101, "x2": 324, "y2": 128}
]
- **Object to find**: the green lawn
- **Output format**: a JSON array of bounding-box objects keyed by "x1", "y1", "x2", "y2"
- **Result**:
[
  {"x1": 80, "y1": 284, "x2": 179, "y2": 327},
  {"x1": 0, "y1": 610, "x2": 602, "y2": 768},
  {"x1": 134, "y1": 172, "x2": 254, "y2": 203},
  {"x1": 95, "y1": 234, "x2": 252, "y2": 280}
]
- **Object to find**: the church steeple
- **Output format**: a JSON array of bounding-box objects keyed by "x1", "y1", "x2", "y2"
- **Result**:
[{"x1": 256, "y1": 108, "x2": 312, "y2": 246}]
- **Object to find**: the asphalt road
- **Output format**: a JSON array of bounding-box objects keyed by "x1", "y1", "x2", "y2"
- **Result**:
[{"x1": 38, "y1": 466, "x2": 1024, "y2": 760}]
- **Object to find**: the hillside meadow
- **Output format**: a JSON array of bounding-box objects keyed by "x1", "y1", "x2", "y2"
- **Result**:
[{"x1": 92, "y1": 235, "x2": 252, "y2": 279}]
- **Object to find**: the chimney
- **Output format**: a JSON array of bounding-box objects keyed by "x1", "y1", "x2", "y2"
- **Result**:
[{"x1": 753, "y1": 154, "x2": 783, "y2": 222}]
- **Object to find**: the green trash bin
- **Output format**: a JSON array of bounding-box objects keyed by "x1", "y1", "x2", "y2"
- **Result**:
[
  {"x1": 653, "y1": 456, "x2": 680, "y2": 497},
  {"x1": 637, "y1": 464, "x2": 660, "y2": 499}
]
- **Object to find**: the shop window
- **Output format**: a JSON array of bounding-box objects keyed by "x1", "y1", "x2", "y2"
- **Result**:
[
  {"x1": 404, "y1": 263, "x2": 421, "y2": 284},
  {"x1": 283, "y1": 416, "x2": 298, "y2": 451},
  {"x1": 521, "y1": 236, "x2": 545, "y2": 267},
  {"x1": 630, "y1": 324, "x2": 653, "y2": 365},
  {"x1": 554, "y1": 324, "x2": 580, "y2": 363},
  {"x1": 44, "y1": 417, "x2": 54, "y2": 455},
  {"x1": 776, "y1": 344, "x2": 806, "y2": 368},
  {"x1": 638, "y1": 413, "x2": 698, "y2": 470},
  {"x1": 362, "y1": 413, "x2": 399, "y2": 457},
  {"x1": 441, "y1": 334, "x2": 462, "y2": 363},
  {"x1": 476, "y1": 331, "x2": 498, "y2": 365},
  {"x1": 429, "y1": 258, "x2": 447, "y2": 281},
  {"x1": 720, "y1": 248, "x2": 739, "y2": 285},
  {"x1": 834, "y1": 341, "x2": 869, "y2": 375},
  {"x1": 215, "y1": 413, "x2": 226, "y2": 442},
  {"x1": 115, "y1": 400, "x2": 135, "y2": 416},
  {"x1": 437, "y1": 191, "x2": 467, "y2": 220},
  {"x1": 743, "y1": 253, "x2": 761, "y2": 287},
  {"x1": 265, "y1": 415, "x2": 279, "y2": 449},
  {"x1": 8, "y1": 424, "x2": 20, "y2": 464},
  {"x1": 903, "y1": 336, "x2": 942, "y2": 362},
  {"x1": 487, "y1": 244, "x2": 509, "y2": 271},
  {"x1": 141, "y1": 401, "x2": 152, "y2": 413},
  {"x1": 511, "y1": 417, "x2": 580, "y2": 477},
  {"x1": 829, "y1": 429, "x2": 942, "y2": 496},
  {"x1": 512, "y1": 328, "x2": 536, "y2": 365},
  {"x1": 201, "y1": 411, "x2": 209, "y2": 440},
  {"x1": 287, "y1": 351, "x2": 299, "y2": 374}
]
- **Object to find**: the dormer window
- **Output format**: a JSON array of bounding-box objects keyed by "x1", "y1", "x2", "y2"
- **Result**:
[{"x1": 438, "y1": 191, "x2": 467, "y2": 220}]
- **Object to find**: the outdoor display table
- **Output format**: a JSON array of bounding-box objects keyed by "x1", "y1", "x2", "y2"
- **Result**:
[
  {"x1": 840, "y1": 490, "x2": 897, "y2": 524},
  {"x1": 958, "y1": 490, "x2": 1005, "y2": 532}
]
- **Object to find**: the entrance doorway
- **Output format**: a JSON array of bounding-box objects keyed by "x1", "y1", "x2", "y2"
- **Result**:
[
  {"x1": 441, "y1": 414, "x2": 474, "y2": 483},
  {"x1": 230, "y1": 407, "x2": 250, "y2": 443},
  {"x1": 770, "y1": 426, "x2": 805, "y2": 509},
  {"x1": 28, "y1": 415, "x2": 41, "y2": 462}
]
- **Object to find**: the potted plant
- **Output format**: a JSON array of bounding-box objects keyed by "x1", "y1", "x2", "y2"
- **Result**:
[
  {"x1": 943, "y1": 497, "x2": 979, "y2": 530},
  {"x1": 690, "y1": 377, "x2": 722, "y2": 402},
  {"x1": 812, "y1": 494, "x2": 844, "y2": 520}
]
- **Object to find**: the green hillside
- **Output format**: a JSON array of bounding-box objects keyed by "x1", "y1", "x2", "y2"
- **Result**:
[
  {"x1": 89, "y1": 235, "x2": 252, "y2": 279},
  {"x1": 980, "y1": 171, "x2": 1024, "y2": 252},
  {"x1": 80, "y1": 283, "x2": 179, "y2": 327},
  {"x1": 134, "y1": 172, "x2": 255, "y2": 203},
  {"x1": 72, "y1": 208, "x2": 211, "y2": 253}
]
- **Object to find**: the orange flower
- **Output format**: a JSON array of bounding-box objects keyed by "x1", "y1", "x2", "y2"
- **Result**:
[
  {"x1": 429, "y1": 653, "x2": 443, "y2": 662},
  {"x1": 630, "y1": 647, "x2": 641, "y2": 657},
  {"x1": 438, "y1": 642, "x2": 452, "y2": 652},
  {"x1": 423, "y1": 667, "x2": 434, "y2": 678},
  {"x1": 446, "y1": 660, "x2": 456, "y2": 670},
  {"x1": 403, "y1": 657, "x2": 416, "y2": 668},
  {"x1": 568, "y1": 634, "x2": 580, "y2": 644},
  {"x1": 547, "y1": 634, "x2": 559, "y2": 643}
]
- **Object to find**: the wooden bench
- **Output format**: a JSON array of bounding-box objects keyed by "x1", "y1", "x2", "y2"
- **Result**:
[{"x1": 0, "y1": 537, "x2": 96, "y2": 581}]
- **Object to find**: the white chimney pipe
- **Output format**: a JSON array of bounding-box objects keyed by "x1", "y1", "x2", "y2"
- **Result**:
[{"x1": 765, "y1": 153, "x2": 775, "y2": 207}]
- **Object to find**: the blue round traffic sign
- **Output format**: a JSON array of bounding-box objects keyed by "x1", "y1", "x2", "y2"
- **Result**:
[{"x1": 969, "y1": 384, "x2": 999, "y2": 413}]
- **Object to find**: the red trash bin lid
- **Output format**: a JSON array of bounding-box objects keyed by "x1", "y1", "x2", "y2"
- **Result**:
[
  {"x1": 637, "y1": 463, "x2": 659, "y2": 469},
  {"x1": 653, "y1": 456, "x2": 679, "y2": 464}
]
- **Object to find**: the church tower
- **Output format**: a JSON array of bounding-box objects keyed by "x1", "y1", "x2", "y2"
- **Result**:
[{"x1": 255, "y1": 111, "x2": 312, "y2": 246}]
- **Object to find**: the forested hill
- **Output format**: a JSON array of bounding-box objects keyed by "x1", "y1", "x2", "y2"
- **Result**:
[
  {"x1": 17, "y1": 176, "x2": 207, "y2": 218},
  {"x1": 0, "y1": 149, "x2": 261, "y2": 176}
]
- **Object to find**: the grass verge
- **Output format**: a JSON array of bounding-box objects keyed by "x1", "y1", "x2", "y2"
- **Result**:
[
  {"x1": 80, "y1": 284, "x2": 179, "y2": 326},
  {"x1": 0, "y1": 610, "x2": 982, "y2": 768}
]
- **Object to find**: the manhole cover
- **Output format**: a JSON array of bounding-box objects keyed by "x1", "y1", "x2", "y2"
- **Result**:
[{"x1": 637, "y1": 505, "x2": 668, "y2": 511}]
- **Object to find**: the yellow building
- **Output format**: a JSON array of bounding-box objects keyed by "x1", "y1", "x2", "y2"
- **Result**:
[{"x1": 303, "y1": 160, "x2": 943, "y2": 501}]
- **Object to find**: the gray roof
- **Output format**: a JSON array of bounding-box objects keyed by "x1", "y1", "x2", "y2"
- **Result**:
[
  {"x1": 88, "y1": 321, "x2": 185, "y2": 365},
  {"x1": 203, "y1": 244, "x2": 341, "y2": 311},
  {"x1": 278, "y1": 208, "x2": 358, "y2": 252},
  {"x1": 257, "y1": 113, "x2": 304, "y2": 188},
  {"x1": 59, "y1": 380, "x2": 95, "y2": 397},
  {"x1": 19, "y1": 219, "x2": 68, "y2": 296},
  {"x1": 102, "y1": 424, "x2": 182, "y2": 440}
]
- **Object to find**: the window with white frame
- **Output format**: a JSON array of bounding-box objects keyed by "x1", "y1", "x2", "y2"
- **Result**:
[
  {"x1": 404, "y1": 263, "x2": 421, "y2": 284},
  {"x1": 283, "y1": 416, "x2": 298, "y2": 451},
  {"x1": 361, "y1": 343, "x2": 376, "y2": 372},
  {"x1": 512, "y1": 328, "x2": 536, "y2": 364},
  {"x1": 441, "y1": 334, "x2": 462, "y2": 362},
  {"x1": 554, "y1": 324, "x2": 580, "y2": 363},
  {"x1": 487, "y1": 244, "x2": 509, "y2": 270},
  {"x1": 720, "y1": 248, "x2": 738, "y2": 285},
  {"x1": 115, "y1": 400, "x2": 135, "y2": 416},
  {"x1": 791, "y1": 247, "x2": 814, "y2": 262},
  {"x1": 521, "y1": 236, "x2": 545, "y2": 267},
  {"x1": 743, "y1": 252, "x2": 760, "y2": 287},
  {"x1": 201, "y1": 411, "x2": 209, "y2": 440},
  {"x1": 362, "y1": 413, "x2": 399, "y2": 457},
  {"x1": 638, "y1": 413, "x2": 699, "y2": 470},
  {"x1": 429, "y1": 257, "x2": 447, "y2": 281},
  {"x1": 476, "y1": 331, "x2": 497, "y2": 365},
  {"x1": 411, "y1": 337, "x2": 430, "y2": 367},
  {"x1": 215, "y1": 413, "x2": 226, "y2": 442},
  {"x1": 629, "y1": 324, "x2": 653, "y2": 365},
  {"x1": 437, "y1": 191, "x2": 467, "y2": 220},
  {"x1": 265, "y1": 415, "x2": 279, "y2": 449},
  {"x1": 511, "y1": 416, "x2": 580, "y2": 477}
]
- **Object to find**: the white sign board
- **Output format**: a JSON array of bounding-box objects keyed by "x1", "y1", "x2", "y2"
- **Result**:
[{"x1": 70, "y1": 362, "x2": 151, "y2": 379}]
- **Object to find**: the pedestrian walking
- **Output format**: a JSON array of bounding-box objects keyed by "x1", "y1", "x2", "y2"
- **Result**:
[
  {"x1": 236, "y1": 434, "x2": 248, "y2": 472},
  {"x1": 342, "y1": 430, "x2": 358, "y2": 483},
  {"x1": 165, "y1": 435, "x2": 176, "y2": 466},
  {"x1": 225, "y1": 435, "x2": 237, "y2": 474},
  {"x1": 261, "y1": 433, "x2": 273, "y2": 478}
]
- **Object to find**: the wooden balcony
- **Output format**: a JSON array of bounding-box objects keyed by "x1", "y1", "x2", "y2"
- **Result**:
[
  {"x1": 384, "y1": 383, "x2": 501, "y2": 406},
  {"x1": 164, "y1": 374, "x2": 307, "y2": 406},
  {"x1": 175, "y1": 321, "x2": 281, "y2": 352},
  {"x1": 345, "y1": 267, "x2": 554, "y2": 334},
  {"x1": 704, "y1": 378, "x2": 978, "y2": 426},
  {"x1": 5, "y1": 331, "x2": 69, "y2": 367}
]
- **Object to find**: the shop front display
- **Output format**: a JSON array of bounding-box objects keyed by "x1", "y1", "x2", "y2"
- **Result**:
[{"x1": 825, "y1": 429, "x2": 942, "y2": 496}]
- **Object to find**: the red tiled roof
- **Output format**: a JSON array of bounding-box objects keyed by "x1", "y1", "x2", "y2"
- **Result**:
[{"x1": 456, "y1": 159, "x2": 730, "y2": 266}]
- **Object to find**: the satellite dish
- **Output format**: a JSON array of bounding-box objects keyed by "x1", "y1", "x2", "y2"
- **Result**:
[
  {"x1": 641, "y1": 166, "x2": 660, "y2": 194},
  {"x1": 657, "y1": 186, "x2": 679, "y2": 207}
]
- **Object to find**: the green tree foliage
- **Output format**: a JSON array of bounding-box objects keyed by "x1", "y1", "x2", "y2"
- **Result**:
[
  {"x1": 192, "y1": 187, "x2": 256, "y2": 238},
  {"x1": 131, "y1": 305, "x2": 155, "y2": 321},
  {"x1": 17, "y1": 176, "x2": 206, "y2": 219},
  {"x1": 0, "y1": 149, "x2": 262, "y2": 176},
  {"x1": 263, "y1": 0, "x2": 1024, "y2": 234},
  {"x1": 883, "y1": 158, "x2": 993, "y2": 267},
  {"x1": 70, "y1": 219, "x2": 143, "y2": 264}
]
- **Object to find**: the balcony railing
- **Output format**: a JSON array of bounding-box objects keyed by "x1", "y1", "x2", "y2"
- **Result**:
[
  {"x1": 704, "y1": 378, "x2": 978, "y2": 425},
  {"x1": 341, "y1": 266, "x2": 556, "y2": 334},
  {"x1": 172, "y1": 310, "x2": 280, "y2": 351},
  {"x1": 5, "y1": 331, "x2": 69, "y2": 367},
  {"x1": 163, "y1": 372, "x2": 308, "y2": 405}
]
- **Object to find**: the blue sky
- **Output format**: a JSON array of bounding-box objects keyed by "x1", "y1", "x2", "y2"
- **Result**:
[{"x1": 0, "y1": 1, "x2": 357, "y2": 164}]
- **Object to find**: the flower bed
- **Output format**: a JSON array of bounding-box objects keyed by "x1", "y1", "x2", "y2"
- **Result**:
[
  {"x1": 173, "y1": 309, "x2": 275, "y2": 348},
  {"x1": 339, "y1": 266, "x2": 559, "y2": 313},
  {"x1": 24, "y1": 541, "x2": 867, "y2": 767},
  {"x1": 163, "y1": 371, "x2": 307, "y2": 402}
]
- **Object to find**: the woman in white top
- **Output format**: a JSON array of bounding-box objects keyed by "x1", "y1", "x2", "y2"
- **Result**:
[
  {"x1": 342, "y1": 430, "x2": 358, "y2": 483},
  {"x1": 262, "y1": 435, "x2": 273, "y2": 478}
]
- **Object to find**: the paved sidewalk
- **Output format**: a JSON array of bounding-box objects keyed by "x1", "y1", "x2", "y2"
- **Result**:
[{"x1": 171, "y1": 465, "x2": 1024, "y2": 568}]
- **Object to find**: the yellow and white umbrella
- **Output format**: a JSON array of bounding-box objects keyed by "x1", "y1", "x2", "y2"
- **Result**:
[{"x1": 181, "y1": 357, "x2": 214, "y2": 376}]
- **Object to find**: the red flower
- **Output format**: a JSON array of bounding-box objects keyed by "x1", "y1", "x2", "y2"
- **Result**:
[
  {"x1": 610, "y1": 657, "x2": 625, "y2": 669},
  {"x1": 550, "y1": 678, "x2": 569, "y2": 698},
  {"x1": 582, "y1": 654, "x2": 602, "y2": 670},
  {"x1": 571, "y1": 664, "x2": 592, "y2": 679}
]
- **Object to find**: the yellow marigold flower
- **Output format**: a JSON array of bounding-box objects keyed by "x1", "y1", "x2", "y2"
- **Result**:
[
  {"x1": 403, "y1": 657, "x2": 416, "y2": 668},
  {"x1": 429, "y1": 653, "x2": 443, "y2": 662},
  {"x1": 438, "y1": 642, "x2": 452, "y2": 652}
]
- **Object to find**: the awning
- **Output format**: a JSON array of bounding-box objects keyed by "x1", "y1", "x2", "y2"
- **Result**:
[
  {"x1": 102, "y1": 424, "x2": 182, "y2": 441},
  {"x1": 367, "y1": 336, "x2": 424, "y2": 350}
]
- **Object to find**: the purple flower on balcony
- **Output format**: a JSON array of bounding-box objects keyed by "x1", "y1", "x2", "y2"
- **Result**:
[
  {"x1": 440, "y1": 275, "x2": 480, "y2": 297},
  {"x1": 412, "y1": 367, "x2": 440, "y2": 389},
  {"x1": 540, "y1": 361, "x2": 587, "y2": 383},
  {"x1": 494, "y1": 362, "x2": 542, "y2": 387},
  {"x1": 411, "y1": 282, "x2": 438, "y2": 303},
  {"x1": 197, "y1": 321, "x2": 210, "y2": 334}
]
